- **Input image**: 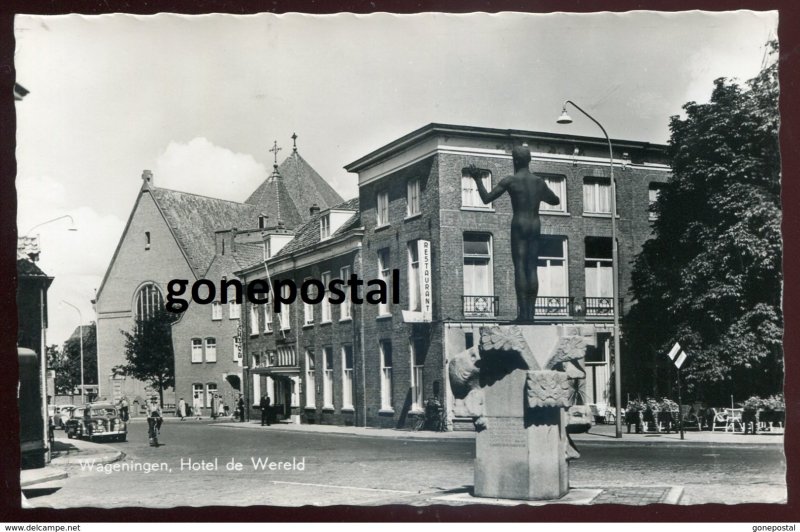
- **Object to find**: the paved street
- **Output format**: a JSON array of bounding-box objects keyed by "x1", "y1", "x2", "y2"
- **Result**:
[{"x1": 24, "y1": 421, "x2": 786, "y2": 507}]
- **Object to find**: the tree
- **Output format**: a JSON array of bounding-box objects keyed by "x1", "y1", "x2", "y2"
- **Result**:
[
  {"x1": 120, "y1": 309, "x2": 176, "y2": 407},
  {"x1": 47, "y1": 344, "x2": 75, "y2": 396},
  {"x1": 62, "y1": 323, "x2": 98, "y2": 388},
  {"x1": 46, "y1": 323, "x2": 99, "y2": 397},
  {"x1": 623, "y1": 42, "x2": 781, "y2": 404}
]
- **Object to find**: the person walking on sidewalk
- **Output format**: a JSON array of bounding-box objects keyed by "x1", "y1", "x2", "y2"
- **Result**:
[
  {"x1": 260, "y1": 394, "x2": 271, "y2": 426},
  {"x1": 178, "y1": 397, "x2": 186, "y2": 420},
  {"x1": 238, "y1": 394, "x2": 246, "y2": 422},
  {"x1": 211, "y1": 394, "x2": 218, "y2": 420},
  {"x1": 193, "y1": 392, "x2": 202, "y2": 420},
  {"x1": 119, "y1": 397, "x2": 129, "y2": 423}
]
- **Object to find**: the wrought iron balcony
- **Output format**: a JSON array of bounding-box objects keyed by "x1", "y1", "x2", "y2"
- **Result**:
[
  {"x1": 534, "y1": 296, "x2": 574, "y2": 317},
  {"x1": 463, "y1": 295, "x2": 499, "y2": 318},
  {"x1": 584, "y1": 297, "x2": 624, "y2": 318}
]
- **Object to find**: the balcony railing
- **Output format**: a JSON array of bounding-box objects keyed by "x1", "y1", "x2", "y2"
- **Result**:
[
  {"x1": 463, "y1": 295, "x2": 499, "y2": 318},
  {"x1": 534, "y1": 296, "x2": 574, "y2": 317},
  {"x1": 584, "y1": 297, "x2": 624, "y2": 317}
]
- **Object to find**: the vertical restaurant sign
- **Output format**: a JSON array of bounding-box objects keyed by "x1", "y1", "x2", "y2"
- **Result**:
[
  {"x1": 419, "y1": 239, "x2": 432, "y2": 321},
  {"x1": 402, "y1": 239, "x2": 433, "y2": 323}
]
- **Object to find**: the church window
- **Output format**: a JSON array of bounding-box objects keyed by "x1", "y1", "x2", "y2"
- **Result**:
[{"x1": 135, "y1": 283, "x2": 164, "y2": 320}]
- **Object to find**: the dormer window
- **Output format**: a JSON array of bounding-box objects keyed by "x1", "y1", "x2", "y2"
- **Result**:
[
  {"x1": 258, "y1": 214, "x2": 268, "y2": 229},
  {"x1": 320, "y1": 214, "x2": 331, "y2": 240}
]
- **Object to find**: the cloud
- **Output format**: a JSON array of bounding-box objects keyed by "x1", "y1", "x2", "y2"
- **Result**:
[
  {"x1": 17, "y1": 173, "x2": 126, "y2": 346},
  {"x1": 154, "y1": 137, "x2": 268, "y2": 202}
]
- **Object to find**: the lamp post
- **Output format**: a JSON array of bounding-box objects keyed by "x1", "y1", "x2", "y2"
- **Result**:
[
  {"x1": 62, "y1": 301, "x2": 85, "y2": 404},
  {"x1": 557, "y1": 100, "x2": 623, "y2": 438},
  {"x1": 24, "y1": 214, "x2": 78, "y2": 237}
]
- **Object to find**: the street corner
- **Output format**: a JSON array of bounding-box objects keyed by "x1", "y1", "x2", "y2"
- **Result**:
[{"x1": 50, "y1": 436, "x2": 126, "y2": 467}]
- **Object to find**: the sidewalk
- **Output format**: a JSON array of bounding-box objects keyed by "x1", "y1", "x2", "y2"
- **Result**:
[
  {"x1": 573, "y1": 422, "x2": 784, "y2": 445},
  {"x1": 215, "y1": 419, "x2": 784, "y2": 445},
  {"x1": 21, "y1": 437, "x2": 124, "y2": 488},
  {"x1": 49, "y1": 435, "x2": 125, "y2": 466}
]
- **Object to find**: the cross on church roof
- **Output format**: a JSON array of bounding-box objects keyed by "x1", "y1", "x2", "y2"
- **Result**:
[
  {"x1": 291, "y1": 132, "x2": 298, "y2": 152},
  {"x1": 269, "y1": 140, "x2": 282, "y2": 165}
]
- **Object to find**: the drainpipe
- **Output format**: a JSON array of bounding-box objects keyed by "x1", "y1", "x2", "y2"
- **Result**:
[{"x1": 356, "y1": 244, "x2": 367, "y2": 428}]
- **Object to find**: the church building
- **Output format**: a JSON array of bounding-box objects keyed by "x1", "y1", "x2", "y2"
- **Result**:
[{"x1": 94, "y1": 138, "x2": 342, "y2": 412}]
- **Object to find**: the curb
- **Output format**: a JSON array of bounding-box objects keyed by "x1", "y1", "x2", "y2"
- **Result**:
[
  {"x1": 50, "y1": 438, "x2": 127, "y2": 467},
  {"x1": 51, "y1": 450, "x2": 125, "y2": 467},
  {"x1": 210, "y1": 422, "x2": 783, "y2": 446},
  {"x1": 20, "y1": 468, "x2": 69, "y2": 488},
  {"x1": 213, "y1": 422, "x2": 475, "y2": 441},
  {"x1": 573, "y1": 438, "x2": 783, "y2": 447}
]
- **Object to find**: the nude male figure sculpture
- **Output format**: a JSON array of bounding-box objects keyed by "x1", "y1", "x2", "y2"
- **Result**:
[{"x1": 467, "y1": 145, "x2": 560, "y2": 322}]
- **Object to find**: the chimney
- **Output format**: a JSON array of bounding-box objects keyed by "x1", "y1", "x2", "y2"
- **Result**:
[
  {"x1": 142, "y1": 169, "x2": 153, "y2": 186},
  {"x1": 310, "y1": 204, "x2": 320, "y2": 216}
]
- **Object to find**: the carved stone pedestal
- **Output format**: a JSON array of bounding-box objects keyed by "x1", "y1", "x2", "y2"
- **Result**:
[
  {"x1": 474, "y1": 369, "x2": 569, "y2": 500},
  {"x1": 448, "y1": 324, "x2": 589, "y2": 501}
]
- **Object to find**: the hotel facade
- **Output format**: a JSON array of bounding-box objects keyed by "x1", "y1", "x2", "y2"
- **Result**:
[{"x1": 239, "y1": 123, "x2": 671, "y2": 429}]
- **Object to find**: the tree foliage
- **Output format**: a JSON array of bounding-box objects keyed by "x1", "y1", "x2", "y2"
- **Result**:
[
  {"x1": 120, "y1": 309, "x2": 176, "y2": 407},
  {"x1": 623, "y1": 42, "x2": 781, "y2": 404},
  {"x1": 47, "y1": 344, "x2": 72, "y2": 396},
  {"x1": 47, "y1": 324, "x2": 98, "y2": 395}
]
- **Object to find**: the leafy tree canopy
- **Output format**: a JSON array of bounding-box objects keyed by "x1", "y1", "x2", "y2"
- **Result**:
[
  {"x1": 120, "y1": 308, "x2": 176, "y2": 407},
  {"x1": 623, "y1": 42, "x2": 781, "y2": 403},
  {"x1": 47, "y1": 323, "x2": 98, "y2": 396}
]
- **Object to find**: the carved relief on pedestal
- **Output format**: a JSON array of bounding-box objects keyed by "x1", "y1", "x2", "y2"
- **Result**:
[{"x1": 448, "y1": 325, "x2": 587, "y2": 439}]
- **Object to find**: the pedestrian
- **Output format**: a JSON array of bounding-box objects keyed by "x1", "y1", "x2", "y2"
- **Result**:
[
  {"x1": 217, "y1": 398, "x2": 225, "y2": 418},
  {"x1": 83, "y1": 404, "x2": 94, "y2": 438},
  {"x1": 260, "y1": 394, "x2": 271, "y2": 426},
  {"x1": 238, "y1": 394, "x2": 245, "y2": 422},
  {"x1": 193, "y1": 392, "x2": 202, "y2": 420},
  {"x1": 211, "y1": 393, "x2": 218, "y2": 420},
  {"x1": 119, "y1": 396, "x2": 129, "y2": 422},
  {"x1": 178, "y1": 397, "x2": 187, "y2": 420}
]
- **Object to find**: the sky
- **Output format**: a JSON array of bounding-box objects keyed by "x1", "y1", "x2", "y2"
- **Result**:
[{"x1": 14, "y1": 10, "x2": 778, "y2": 346}]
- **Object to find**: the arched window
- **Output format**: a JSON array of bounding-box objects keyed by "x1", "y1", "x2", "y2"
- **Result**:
[{"x1": 135, "y1": 283, "x2": 164, "y2": 320}]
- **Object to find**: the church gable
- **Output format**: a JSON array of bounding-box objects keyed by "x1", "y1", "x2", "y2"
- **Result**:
[{"x1": 96, "y1": 190, "x2": 196, "y2": 312}]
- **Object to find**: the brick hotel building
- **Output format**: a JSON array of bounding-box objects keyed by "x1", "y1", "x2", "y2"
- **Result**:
[{"x1": 239, "y1": 123, "x2": 670, "y2": 429}]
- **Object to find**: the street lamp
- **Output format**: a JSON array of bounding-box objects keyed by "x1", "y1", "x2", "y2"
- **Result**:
[
  {"x1": 24, "y1": 214, "x2": 78, "y2": 236},
  {"x1": 62, "y1": 300, "x2": 85, "y2": 404},
  {"x1": 19, "y1": 215, "x2": 78, "y2": 262},
  {"x1": 557, "y1": 100, "x2": 623, "y2": 439}
]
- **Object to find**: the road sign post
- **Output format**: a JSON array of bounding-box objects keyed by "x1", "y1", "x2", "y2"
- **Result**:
[
  {"x1": 666, "y1": 342, "x2": 689, "y2": 440},
  {"x1": 677, "y1": 368, "x2": 684, "y2": 440}
]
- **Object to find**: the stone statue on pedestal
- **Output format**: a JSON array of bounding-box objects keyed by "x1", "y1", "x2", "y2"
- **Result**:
[{"x1": 466, "y1": 145, "x2": 560, "y2": 322}]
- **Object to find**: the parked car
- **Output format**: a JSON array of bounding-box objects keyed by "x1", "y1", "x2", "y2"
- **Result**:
[
  {"x1": 47, "y1": 405, "x2": 76, "y2": 429},
  {"x1": 65, "y1": 403, "x2": 127, "y2": 442}
]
